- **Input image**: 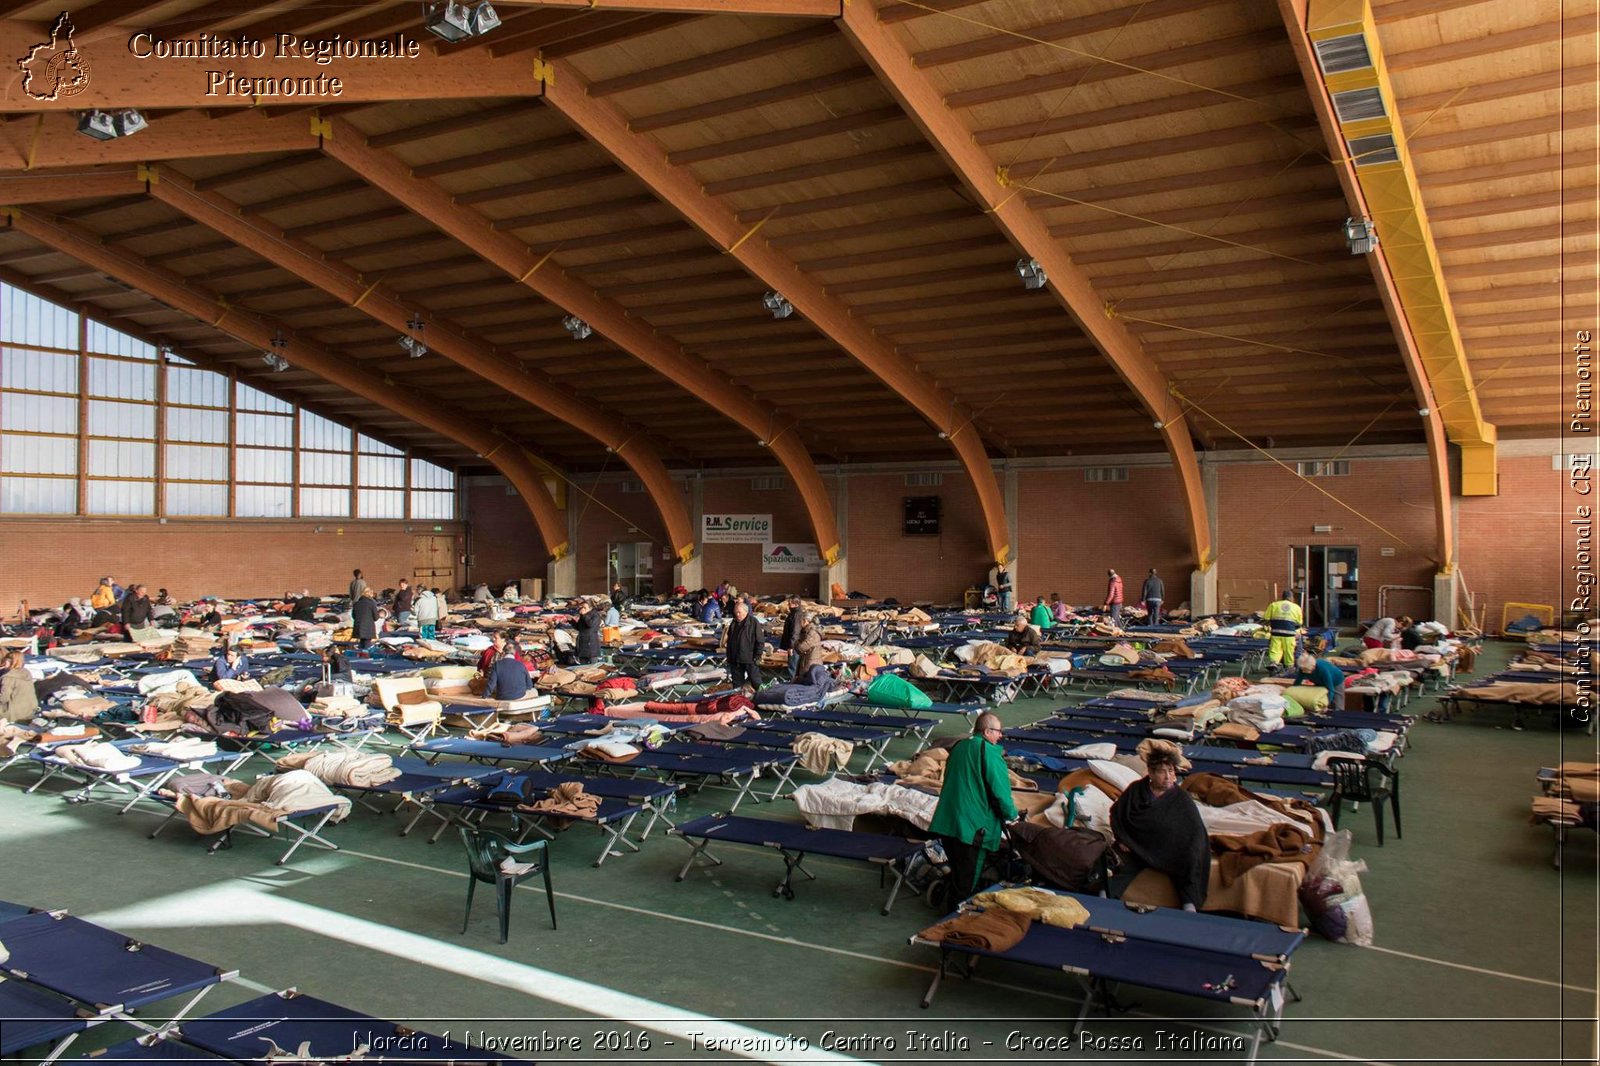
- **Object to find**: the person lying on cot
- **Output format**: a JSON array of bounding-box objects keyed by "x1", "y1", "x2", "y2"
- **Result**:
[{"x1": 1110, "y1": 739, "x2": 1209, "y2": 912}]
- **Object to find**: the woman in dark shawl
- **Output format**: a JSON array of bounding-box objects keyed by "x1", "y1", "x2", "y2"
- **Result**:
[{"x1": 1110, "y1": 739, "x2": 1210, "y2": 910}]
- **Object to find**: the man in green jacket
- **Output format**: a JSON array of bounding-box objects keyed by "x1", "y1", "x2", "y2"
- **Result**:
[
  {"x1": 929, "y1": 713, "x2": 1019, "y2": 898},
  {"x1": 1028, "y1": 595, "x2": 1054, "y2": 632}
]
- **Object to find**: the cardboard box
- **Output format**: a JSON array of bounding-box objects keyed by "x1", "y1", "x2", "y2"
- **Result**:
[
  {"x1": 1218, "y1": 579, "x2": 1274, "y2": 614},
  {"x1": 518, "y1": 578, "x2": 544, "y2": 601}
]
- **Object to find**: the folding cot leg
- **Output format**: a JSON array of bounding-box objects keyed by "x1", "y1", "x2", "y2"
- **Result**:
[
  {"x1": 919, "y1": 949, "x2": 951, "y2": 1009},
  {"x1": 593, "y1": 811, "x2": 641, "y2": 868},
  {"x1": 277, "y1": 809, "x2": 339, "y2": 865},
  {"x1": 766, "y1": 760, "x2": 799, "y2": 800},
  {"x1": 861, "y1": 737, "x2": 892, "y2": 773},
  {"x1": 773, "y1": 849, "x2": 815, "y2": 901},
  {"x1": 880, "y1": 860, "x2": 908, "y2": 916},
  {"x1": 37, "y1": 1031, "x2": 80, "y2": 1066},
  {"x1": 636, "y1": 795, "x2": 676, "y2": 841},
  {"x1": 429, "y1": 805, "x2": 480, "y2": 845},
  {"x1": 726, "y1": 771, "x2": 760, "y2": 813},
  {"x1": 674, "y1": 835, "x2": 720, "y2": 880},
  {"x1": 24, "y1": 761, "x2": 66, "y2": 793},
  {"x1": 148, "y1": 806, "x2": 184, "y2": 840},
  {"x1": 119, "y1": 771, "x2": 175, "y2": 815},
  {"x1": 161, "y1": 983, "x2": 218, "y2": 1027}
]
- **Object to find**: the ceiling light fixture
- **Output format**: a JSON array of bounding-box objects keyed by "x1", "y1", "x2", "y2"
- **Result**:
[
  {"x1": 77, "y1": 109, "x2": 147, "y2": 140},
  {"x1": 262, "y1": 330, "x2": 290, "y2": 372},
  {"x1": 561, "y1": 314, "x2": 592, "y2": 341},
  {"x1": 1015, "y1": 257, "x2": 1048, "y2": 291},
  {"x1": 1343, "y1": 217, "x2": 1378, "y2": 255},
  {"x1": 398, "y1": 314, "x2": 428, "y2": 358},
  {"x1": 761, "y1": 291, "x2": 794, "y2": 319},
  {"x1": 422, "y1": 0, "x2": 500, "y2": 42}
]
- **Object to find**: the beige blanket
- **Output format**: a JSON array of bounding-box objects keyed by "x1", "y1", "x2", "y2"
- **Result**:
[{"x1": 275, "y1": 749, "x2": 399, "y2": 788}]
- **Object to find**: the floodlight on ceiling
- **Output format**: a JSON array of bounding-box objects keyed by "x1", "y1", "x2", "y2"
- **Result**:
[
  {"x1": 422, "y1": 0, "x2": 500, "y2": 42},
  {"x1": 1343, "y1": 216, "x2": 1378, "y2": 255},
  {"x1": 76, "y1": 109, "x2": 147, "y2": 140},
  {"x1": 399, "y1": 314, "x2": 427, "y2": 358},
  {"x1": 262, "y1": 352, "x2": 290, "y2": 373},
  {"x1": 1015, "y1": 257, "x2": 1048, "y2": 291},
  {"x1": 561, "y1": 314, "x2": 592, "y2": 341},
  {"x1": 761, "y1": 291, "x2": 794, "y2": 320}
]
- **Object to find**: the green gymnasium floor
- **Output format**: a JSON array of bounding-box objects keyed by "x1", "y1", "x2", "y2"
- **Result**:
[{"x1": 2, "y1": 641, "x2": 1595, "y2": 1065}]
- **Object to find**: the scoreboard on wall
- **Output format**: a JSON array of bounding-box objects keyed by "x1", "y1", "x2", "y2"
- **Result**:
[{"x1": 903, "y1": 495, "x2": 941, "y2": 536}]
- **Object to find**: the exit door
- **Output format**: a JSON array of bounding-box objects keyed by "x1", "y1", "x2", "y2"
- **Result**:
[
  {"x1": 413, "y1": 535, "x2": 458, "y2": 595},
  {"x1": 608, "y1": 541, "x2": 656, "y2": 597},
  {"x1": 1288, "y1": 545, "x2": 1359, "y2": 628}
]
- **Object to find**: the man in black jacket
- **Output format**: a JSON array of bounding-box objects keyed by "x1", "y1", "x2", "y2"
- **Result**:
[
  {"x1": 574, "y1": 598, "x2": 604, "y2": 663},
  {"x1": 723, "y1": 597, "x2": 763, "y2": 691},
  {"x1": 779, "y1": 596, "x2": 805, "y2": 679},
  {"x1": 121, "y1": 585, "x2": 153, "y2": 630},
  {"x1": 392, "y1": 579, "x2": 414, "y2": 628}
]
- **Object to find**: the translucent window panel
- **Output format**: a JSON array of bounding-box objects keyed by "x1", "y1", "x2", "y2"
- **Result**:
[
  {"x1": 299, "y1": 410, "x2": 351, "y2": 452},
  {"x1": 85, "y1": 320, "x2": 156, "y2": 360},
  {"x1": 236, "y1": 447, "x2": 292, "y2": 484},
  {"x1": 300, "y1": 450, "x2": 350, "y2": 486},
  {"x1": 87, "y1": 479, "x2": 154, "y2": 516},
  {"x1": 410, "y1": 458, "x2": 454, "y2": 492},
  {"x1": 299, "y1": 487, "x2": 349, "y2": 517},
  {"x1": 237, "y1": 411, "x2": 292, "y2": 448},
  {"x1": 166, "y1": 406, "x2": 228, "y2": 444},
  {"x1": 410, "y1": 489, "x2": 454, "y2": 520},
  {"x1": 87, "y1": 400, "x2": 155, "y2": 439},
  {"x1": 2, "y1": 348, "x2": 77, "y2": 393},
  {"x1": 236, "y1": 382, "x2": 292, "y2": 414},
  {"x1": 1, "y1": 434, "x2": 76, "y2": 475},
  {"x1": 236, "y1": 484, "x2": 291, "y2": 517},
  {"x1": 0, "y1": 475, "x2": 75, "y2": 514},
  {"x1": 166, "y1": 481, "x2": 227, "y2": 517},
  {"x1": 358, "y1": 453, "x2": 405, "y2": 488},
  {"x1": 166, "y1": 365, "x2": 228, "y2": 408},
  {"x1": 88, "y1": 357, "x2": 157, "y2": 401},
  {"x1": 358, "y1": 433, "x2": 402, "y2": 456},
  {"x1": 2, "y1": 395, "x2": 77, "y2": 433},
  {"x1": 358, "y1": 488, "x2": 404, "y2": 519},
  {"x1": 0, "y1": 285, "x2": 78, "y2": 350},
  {"x1": 88, "y1": 440, "x2": 155, "y2": 478},
  {"x1": 165, "y1": 443, "x2": 228, "y2": 481}
]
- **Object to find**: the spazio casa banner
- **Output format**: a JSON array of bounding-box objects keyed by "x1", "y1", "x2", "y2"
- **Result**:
[
  {"x1": 761, "y1": 543, "x2": 821, "y2": 573},
  {"x1": 701, "y1": 514, "x2": 771, "y2": 543}
]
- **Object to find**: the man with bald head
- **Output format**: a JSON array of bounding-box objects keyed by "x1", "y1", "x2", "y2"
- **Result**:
[{"x1": 928, "y1": 712, "x2": 1020, "y2": 898}]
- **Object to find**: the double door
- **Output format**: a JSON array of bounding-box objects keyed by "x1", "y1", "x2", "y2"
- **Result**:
[{"x1": 1288, "y1": 545, "x2": 1358, "y2": 628}]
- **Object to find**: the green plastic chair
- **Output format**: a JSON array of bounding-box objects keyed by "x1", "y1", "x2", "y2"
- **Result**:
[{"x1": 460, "y1": 828, "x2": 555, "y2": 943}]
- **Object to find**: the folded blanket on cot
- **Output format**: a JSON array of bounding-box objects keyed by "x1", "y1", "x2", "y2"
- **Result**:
[
  {"x1": 792, "y1": 732, "x2": 852, "y2": 773},
  {"x1": 56, "y1": 740, "x2": 140, "y2": 771},
  {"x1": 275, "y1": 749, "x2": 400, "y2": 788},
  {"x1": 127, "y1": 737, "x2": 218, "y2": 760},
  {"x1": 791, "y1": 777, "x2": 939, "y2": 830},
  {"x1": 1455, "y1": 680, "x2": 1578, "y2": 705},
  {"x1": 918, "y1": 906, "x2": 1031, "y2": 951}
]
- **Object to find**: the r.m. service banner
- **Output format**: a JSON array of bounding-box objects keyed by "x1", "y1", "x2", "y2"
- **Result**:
[{"x1": 701, "y1": 514, "x2": 772, "y2": 543}]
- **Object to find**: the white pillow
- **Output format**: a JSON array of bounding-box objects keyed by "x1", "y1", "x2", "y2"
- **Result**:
[
  {"x1": 589, "y1": 741, "x2": 641, "y2": 759},
  {"x1": 1088, "y1": 758, "x2": 1141, "y2": 791}
]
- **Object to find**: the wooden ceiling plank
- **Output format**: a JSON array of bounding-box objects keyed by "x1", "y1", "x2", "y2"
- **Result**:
[
  {"x1": 589, "y1": 23, "x2": 839, "y2": 97},
  {"x1": 632, "y1": 69, "x2": 877, "y2": 132},
  {"x1": 668, "y1": 106, "x2": 906, "y2": 166}
]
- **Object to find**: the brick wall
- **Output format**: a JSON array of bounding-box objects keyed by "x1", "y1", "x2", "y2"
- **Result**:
[
  {"x1": 843, "y1": 472, "x2": 989, "y2": 603},
  {"x1": 1215, "y1": 457, "x2": 1439, "y2": 622},
  {"x1": 572, "y1": 479, "x2": 680, "y2": 595},
  {"x1": 1458, "y1": 454, "x2": 1564, "y2": 631},
  {"x1": 699, "y1": 475, "x2": 828, "y2": 599},
  {"x1": 463, "y1": 478, "x2": 546, "y2": 590},
  {"x1": 1016, "y1": 466, "x2": 1192, "y2": 608},
  {"x1": 0, "y1": 518, "x2": 460, "y2": 607}
]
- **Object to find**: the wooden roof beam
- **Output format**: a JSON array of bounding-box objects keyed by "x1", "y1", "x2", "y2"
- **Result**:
[
  {"x1": 496, "y1": 0, "x2": 839, "y2": 12},
  {"x1": 153, "y1": 166, "x2": 702, "y2": 559},
  {"x1": 841, "y1": 0, "x2": 1215, "y2": 570},
  {"x1": 317, "y1": 116, "x2": 843, "y2": 564},
  {"x1": 8, "y1": 205, "x2": 569, "y2": 558},
  {"x1": 543, "y1": 58, "x2": 1014, "y2": 564},
  {"x1": 0, "y1": 111, "x2": 315, "y2": 173}
]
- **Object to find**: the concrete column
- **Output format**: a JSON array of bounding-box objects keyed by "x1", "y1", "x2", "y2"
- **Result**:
[
  {"x1": 1433, "y1": 568, "x2": 1459, "y2": 628},
  {"x1": 1190, "y1": 455, "x2": 1220, "y2": 615},
  {"x1": 674, "y1": 553, "x2": 703, "y2": 592},
  {"x1": 820, "y1": 473, "x2": 847, "y2": 602},
  {"x1": 1003, "y1": 464, "x2": 1020, "y2": 596},
  {"x1": 1190, "y1": 564, "x2": 1218, "y2": 616},
  {"x1": 547, "y1": 553, "x2": 576, "y2": 598}
]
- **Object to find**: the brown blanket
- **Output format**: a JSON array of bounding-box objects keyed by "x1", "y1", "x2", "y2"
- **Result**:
[
  {"x1": 173, "y1": 792, "x2": 285, "y2": 834},
  {"x1": 918, "y1": 906, "x2": 1032, "y2": 951},
  {"x1": 1210, "y1": 823, "x2": 1315, "y2": 886},
  {"x1": 523, "y1": 782, "x2": 599, "y2": 819}
]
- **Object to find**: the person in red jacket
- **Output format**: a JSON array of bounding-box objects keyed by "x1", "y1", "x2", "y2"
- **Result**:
[{"x1": 1104, "y1": 569, "x2": 1125, "y2": 629}]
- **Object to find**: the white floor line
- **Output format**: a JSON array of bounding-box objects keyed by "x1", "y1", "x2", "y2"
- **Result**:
[
  {"x1": 1359, "y1": 943, "x2": 1596, "y2": 994},
  {"x1": 88, "y1": 884, "x2": 862, "y2": 1065},
  {"x1": 334, "y1": 848, "x2": 1399, "y2": 1064}
]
